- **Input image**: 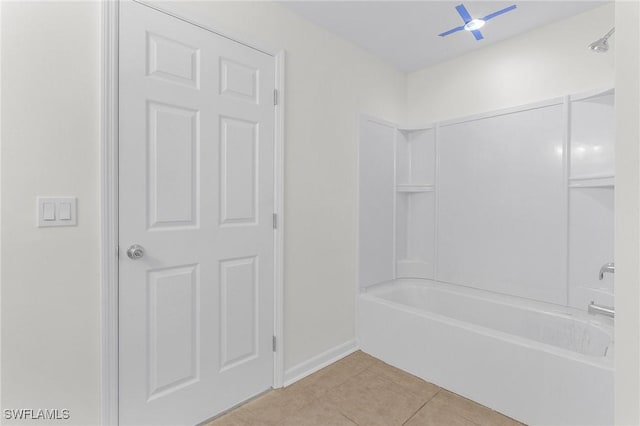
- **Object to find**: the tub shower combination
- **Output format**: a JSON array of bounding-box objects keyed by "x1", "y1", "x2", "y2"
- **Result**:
[
  {"x1": 358, "y1": 280, "x2": 613, "y2": 425},
  {"x1": 357, "y1": 89, "x2": 615, "y2": 425}
]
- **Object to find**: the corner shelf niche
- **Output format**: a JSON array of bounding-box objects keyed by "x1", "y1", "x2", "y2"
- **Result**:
[{"x1": 395, "y1": 126, "x2": 436, "y2": 279}]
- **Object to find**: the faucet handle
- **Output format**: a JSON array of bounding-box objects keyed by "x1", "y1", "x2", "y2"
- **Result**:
[{"x1": 599, "y1": 262, "x2": 615, "y2": 280}]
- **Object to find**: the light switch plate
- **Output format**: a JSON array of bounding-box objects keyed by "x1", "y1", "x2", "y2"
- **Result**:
[{"x1": 37, "y1": 197, "x2": 77, "y2": 227}]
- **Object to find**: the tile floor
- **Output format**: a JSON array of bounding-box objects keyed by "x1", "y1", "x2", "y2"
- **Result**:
[{"x1": 206, "y1": 351, "x2": 524, "y2": 426}]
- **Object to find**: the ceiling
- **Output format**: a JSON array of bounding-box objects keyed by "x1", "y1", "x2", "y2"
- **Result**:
[{"x1": 281, "y1": 1, "x2": 610, "y2": 72}]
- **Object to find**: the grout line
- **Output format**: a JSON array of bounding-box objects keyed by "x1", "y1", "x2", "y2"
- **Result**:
[
  {"x1": 401, "y1": 398, "x2": 430, "y2": 426},
  {"x1": 439, "y1": 391, "x2": 520, "y2": 426},
  {"x1": 461, "y1": 413, "x2": 485, "y2": 426},
  {"x1": 426, "y1": 388, "x2": 442, "y2": 403},
  {"x1": 340, "y1": 411, "x2": 360, "y2": 425},
  {"x1": 400, "y1": 387, "x2": 442, "y2": 425}
]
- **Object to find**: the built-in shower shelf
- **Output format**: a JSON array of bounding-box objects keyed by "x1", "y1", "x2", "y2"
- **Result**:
[
  {"x1": 397, "y1": 184, "x2": 435, "y2": 193},
  {"x1": 397, "y1": 126, "x2": 433, "y2": 134},
  {"x1": 569, "y1": 175, "x2": 614, "y2": 188}
]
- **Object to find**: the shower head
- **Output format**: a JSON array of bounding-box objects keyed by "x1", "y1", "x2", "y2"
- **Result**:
[
  {"x1": 589, "y1": 27, "x2": 615, "y2": 53},
  {"x1": 589, "y1": 37, "x2": 610, "y2": 53}
]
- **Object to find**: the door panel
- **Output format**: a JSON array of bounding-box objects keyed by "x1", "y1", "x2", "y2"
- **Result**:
[
  {"x1": 147, "y1": 32, "x2": 200, "y2": 88},
  {"x1": 147, "y1": 102, "x2": 199, "y2": 229},
  {"x1": 220, "y1": 117, "x2": 258, "y2": 225},
  {"x1": 147, "y1": 264, "x2": 200, "y2": 400},
  {"x1": 220, "y1": 58, "x2": 259, "y2": 102},
  {"x1": 119, "y1": 3, "x2": 275, "y2": 425},
  {"x1": 220, "y1": 256, "x2": 258, "y2": 370}
]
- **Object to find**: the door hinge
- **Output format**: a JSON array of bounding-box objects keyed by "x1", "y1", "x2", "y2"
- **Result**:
[
  {"x1": 273, "y1": 89, "x2": 278, "y2": 106},
  {"x1": 273, "y1": 213, "x2": 278, "y2": 229},
  {"x1": 272, "y1": 336, "x2": 277, "y2": 352},
  {"x1": 116, "y1": 246, "x2": 120, "y2": 258}
]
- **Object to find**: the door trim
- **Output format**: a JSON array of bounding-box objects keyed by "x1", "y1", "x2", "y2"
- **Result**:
[
  {"x1": 101, "y1": 1, "x2": 119, "y2": 424},
  {"x1": 100, "y1": 2, "x2": 286, "y2": 424}
]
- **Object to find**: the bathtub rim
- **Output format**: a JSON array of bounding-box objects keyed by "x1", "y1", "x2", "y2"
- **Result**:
[{"x1": 359, "y1": 278, "x2": 614, "y2": 369}]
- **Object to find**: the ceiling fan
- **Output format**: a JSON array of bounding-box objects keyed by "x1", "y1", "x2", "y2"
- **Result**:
[{"x1": 438, "y1": 3, "x2": 517, "y2": 41}]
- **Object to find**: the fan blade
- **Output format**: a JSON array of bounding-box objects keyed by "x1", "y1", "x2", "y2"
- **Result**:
[
  {"x1": 482, "y1": 5, "x2": 517, "y2": 21},
  {"x1": 472, "y1": 30, "x2": 484, "y2": 41},
  {"x1": 438, "y1": 26, "x2": 466, "y2": 37},
  {"x1": 455, "y1": 4, "x2": 473, "y2": 23}
]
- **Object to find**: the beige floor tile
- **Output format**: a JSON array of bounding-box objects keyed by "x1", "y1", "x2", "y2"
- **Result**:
[
  {"x1": 235, "y1": 385, "x2": 320, "y2": 426},
  {"x1": 280, "y1": 399, "x2": 357, "y2": 426},
  {"x1": 294, "y1": 353, "x2": 372, "y2": 394},
  {"x1": 429, "y1": 390, "x2": 523, "y2": 426},
  {"x1": 404, "y1": 396, "x2": 477, "y2": 426},
  {"x1": 337, "y1": 350, "x2": 380, "y2": 369},
  {"x1": 327, "y1": 368, "x2": 426, "y2": 426},
  {"x1": 288, "y1": 350, "x2": 377, "y2": 394},
  {"x1": 203, "y1": 411, "x2": 249, "y2": 426},
  {"x1": 205, "y1": 352, "x2": 523, "y2": 426},
  {"x1": 368, "y1": 361, "x2": 440, "y2": 401}
]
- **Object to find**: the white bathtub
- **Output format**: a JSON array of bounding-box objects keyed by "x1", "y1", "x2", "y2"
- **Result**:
[{"x1": 357, "y1": 279, "x2": 614, "y2": 426}]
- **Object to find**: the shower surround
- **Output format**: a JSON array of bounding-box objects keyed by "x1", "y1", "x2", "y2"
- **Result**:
[{"x1": 357, "y1": 88, "x2": 615, "y2": 425}]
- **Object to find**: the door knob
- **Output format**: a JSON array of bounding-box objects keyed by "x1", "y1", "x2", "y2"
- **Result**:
[{"x1": 127, "y1": 244, "x2": 145, "y2": 260}]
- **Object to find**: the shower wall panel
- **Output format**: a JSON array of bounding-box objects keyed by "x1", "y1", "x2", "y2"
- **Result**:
[
  {"x1": 358, "y1": 116, "x2": 396, "y2": 288},
  {"x1": 437, "y1": 103, "x2": 567, "y2": 304},
  {"x1": 358, "y1": 89, "x2": 615, "y2": 310}
]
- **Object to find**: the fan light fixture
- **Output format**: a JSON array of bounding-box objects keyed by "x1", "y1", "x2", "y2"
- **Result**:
[
  {"x1": 464, "y1": 19, "x2": 486, "y2": 32},
  {"x1": 439, "y1": 3, "x2": 517, "y2": 41}
]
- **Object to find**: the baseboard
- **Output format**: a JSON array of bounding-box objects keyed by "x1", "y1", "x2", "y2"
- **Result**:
[{"x1": 283, "y1": 340, "x2": 358, "y2": 387}]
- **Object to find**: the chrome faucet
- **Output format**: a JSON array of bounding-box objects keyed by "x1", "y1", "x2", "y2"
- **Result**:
[
  {"x1": 599, "y1": 262, "x2": 615, "y2": 280},
  {"x1": 588, "y1": 301, "x2": 615, "y2": 318},
  {"x1": 590, "y1": 263, "x2": 615, "y2": 318}
]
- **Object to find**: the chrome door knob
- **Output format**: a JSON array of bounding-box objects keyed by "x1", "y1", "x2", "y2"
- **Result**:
[{"x1": 127, "y1": 244, "x2": 145, "y2": 260}]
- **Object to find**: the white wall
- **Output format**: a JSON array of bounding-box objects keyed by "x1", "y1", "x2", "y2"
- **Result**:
[
  {"x1": 1, "y1": 2, "x2": 101, "y2": 425},
  {"x1": 0, "y1": 2, "x2": 406, "y2": 424},
  {"x1": 614, "y1": 1, "x2": 640, "y2": 423},
  {"x1": 407, "y1": 4, "x2": 615, "y2": 124}
]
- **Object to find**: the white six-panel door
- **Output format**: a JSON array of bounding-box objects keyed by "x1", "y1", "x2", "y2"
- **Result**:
[{"x1": 119, "y1": 2, "x2": 276, "y2": 424}]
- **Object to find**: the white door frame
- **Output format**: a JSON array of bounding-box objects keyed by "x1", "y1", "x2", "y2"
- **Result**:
[{"x1": 100, "y1": 1, "x2": 285, "y2": 424}]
